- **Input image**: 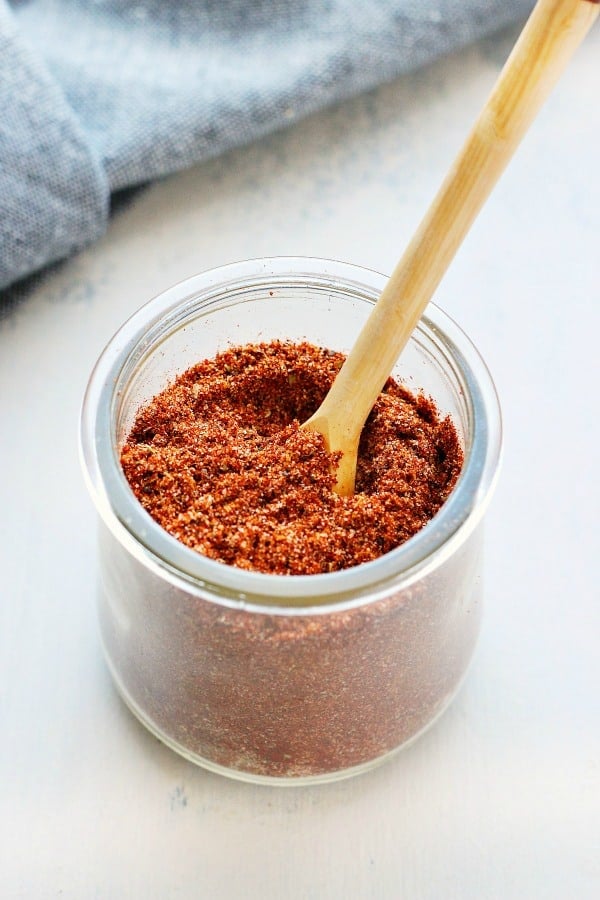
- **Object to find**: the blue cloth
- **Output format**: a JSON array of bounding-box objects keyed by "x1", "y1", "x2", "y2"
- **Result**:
[{"x1": 0, "y1": 0, "x2": 534, "y2": 292}]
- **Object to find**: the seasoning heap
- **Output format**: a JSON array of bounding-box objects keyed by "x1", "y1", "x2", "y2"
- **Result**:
[{"x1": 121, "y1": 341, "x2": 462, "y2": 573}]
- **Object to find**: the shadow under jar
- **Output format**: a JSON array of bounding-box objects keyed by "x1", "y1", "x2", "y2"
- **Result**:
[{"x1": 80, "y1": 257, "x2": 502, "y2": 785}]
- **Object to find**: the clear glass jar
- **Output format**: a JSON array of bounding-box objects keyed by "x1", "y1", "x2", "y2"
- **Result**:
[{"x1": 80, "y1": 258, "x2": 501, "y2": 785}]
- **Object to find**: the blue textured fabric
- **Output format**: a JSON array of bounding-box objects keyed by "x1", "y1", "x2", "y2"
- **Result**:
[{"x1": 0, "y1": 0, "x2": 534, "y2": 291}]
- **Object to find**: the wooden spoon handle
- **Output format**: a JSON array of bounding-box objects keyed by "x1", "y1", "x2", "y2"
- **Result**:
[{"x1": 306, "y1": 0, "x2": 598, "y2": 485}]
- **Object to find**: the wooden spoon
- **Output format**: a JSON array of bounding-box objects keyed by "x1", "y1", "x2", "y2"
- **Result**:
[{"x1": 302, "y1": 0, "x2": 599, "y2": 496}]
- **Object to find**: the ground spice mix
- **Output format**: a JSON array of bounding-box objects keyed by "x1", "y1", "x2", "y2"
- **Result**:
[
  {"x1": 104, "y1": 338, "x2": 479, "y2": 780},
  {"x1": 120, "y1": 340, "x2": 463, "y2": 574}
]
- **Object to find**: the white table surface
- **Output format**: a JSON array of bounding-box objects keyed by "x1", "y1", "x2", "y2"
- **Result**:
[{"x1": 1, "y1": 23, "x2": 599, "y2": 900}]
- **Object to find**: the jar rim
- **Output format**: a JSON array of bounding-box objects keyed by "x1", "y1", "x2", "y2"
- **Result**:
[{"x1": 80, "y1": 257, "x2": 502, "y2": 612}]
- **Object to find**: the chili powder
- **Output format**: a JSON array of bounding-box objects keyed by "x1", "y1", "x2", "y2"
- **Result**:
[{"x1": 120, "y1": 340, "x2": 463, "y2": 573}]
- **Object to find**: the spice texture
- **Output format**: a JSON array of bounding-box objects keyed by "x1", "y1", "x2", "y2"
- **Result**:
[{"x1": 120, "y1": 341, "x2": 463, "y2": 574}]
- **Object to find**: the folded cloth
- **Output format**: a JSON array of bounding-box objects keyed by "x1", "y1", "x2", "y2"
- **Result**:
[{"x1": 0, "y1": 0, "x2": 534, "y2": 293}]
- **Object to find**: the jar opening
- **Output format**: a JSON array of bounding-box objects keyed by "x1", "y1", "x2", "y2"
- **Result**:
[{"x1": 80, "y1": 258, "x2": 502, "y2": 610}]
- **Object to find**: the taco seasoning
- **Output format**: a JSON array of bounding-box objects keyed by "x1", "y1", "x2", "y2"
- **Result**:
[
  {"x1": 111, "y1": 339, "x2": 471, "y2": 778},
  {"x1": 120, "y1": 341, "x2": 463, "y2": 575}
]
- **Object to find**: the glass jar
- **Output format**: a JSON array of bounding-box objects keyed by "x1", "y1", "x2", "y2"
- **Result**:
[{"x1": 80, "y1": 258, "x2": 501, "y2": 785}]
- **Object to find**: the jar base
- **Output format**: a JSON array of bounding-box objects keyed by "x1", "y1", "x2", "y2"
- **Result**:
[{"x1": 102, "y1": 643, "x2": 471, "y2": 787}]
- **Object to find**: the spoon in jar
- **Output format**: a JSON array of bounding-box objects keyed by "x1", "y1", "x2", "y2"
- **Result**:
[{"x1": 302, "y1": 0, "x2": 598, "y2": 496}]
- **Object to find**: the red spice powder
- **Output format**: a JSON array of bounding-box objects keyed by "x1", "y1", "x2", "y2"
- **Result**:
[{"x1": 120, "y1": 341, "x2": 463, "y2": 575}]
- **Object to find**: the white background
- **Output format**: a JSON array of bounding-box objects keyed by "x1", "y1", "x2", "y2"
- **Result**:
[{"x1": 1, "y1": 22, "x2": 599, "y2": 900}]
